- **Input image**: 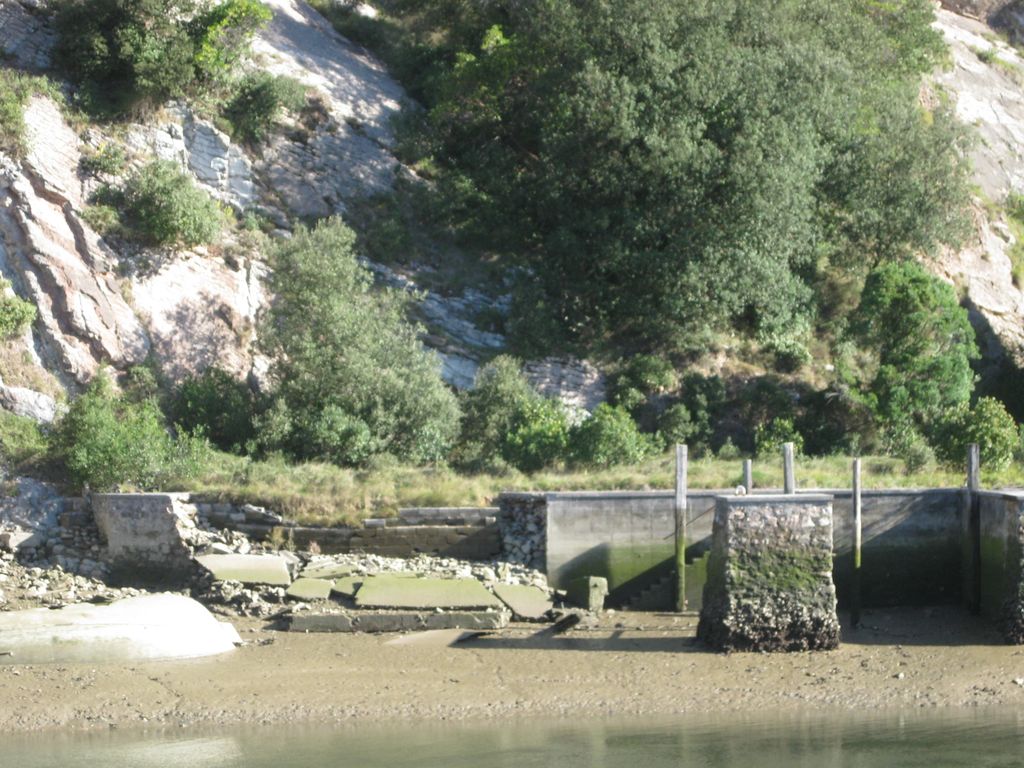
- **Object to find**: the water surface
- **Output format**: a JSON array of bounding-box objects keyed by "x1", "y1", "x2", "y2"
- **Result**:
[{"x1": 3, "y1": 709, "x2": 1024, "y2": 767}]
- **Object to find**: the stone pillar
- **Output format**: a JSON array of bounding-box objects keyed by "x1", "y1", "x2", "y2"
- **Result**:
[
  {"x1": 697, "y1": 494, "x2": 839, "y2": 652},
  {"x1": 91, "y1": 493, "x2": 202, "y2": 581}
]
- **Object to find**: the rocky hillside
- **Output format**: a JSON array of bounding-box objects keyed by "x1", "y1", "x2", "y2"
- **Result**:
[{"x1": 0, "y1": 0, "x2": 1022, "y2": 426}]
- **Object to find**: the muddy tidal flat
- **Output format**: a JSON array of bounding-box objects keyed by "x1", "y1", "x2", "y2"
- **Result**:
[{"x1": 0, "y1": 606, "x2": 1023, "y2": 732}]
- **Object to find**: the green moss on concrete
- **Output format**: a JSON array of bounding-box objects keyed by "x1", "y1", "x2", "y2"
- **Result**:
[{"x1": 730, "y1": 548, "x2": 831, "y2": 596}]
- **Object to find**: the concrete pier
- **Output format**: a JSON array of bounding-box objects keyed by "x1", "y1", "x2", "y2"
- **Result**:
[{"x1": 697, "y1": 495, "x2": 840, "y2": 652}]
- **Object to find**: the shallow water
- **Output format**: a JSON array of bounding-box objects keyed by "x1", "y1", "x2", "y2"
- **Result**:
[{"x1": 3, "y1": 709, "x2": 1024, "y2": 767}]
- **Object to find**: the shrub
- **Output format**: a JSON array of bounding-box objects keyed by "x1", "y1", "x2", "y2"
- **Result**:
[
  {"x1": 754, "y1": 418, "x2": 804, "y2": 458},
  {"x1": 610, "y1": 354, "x2": 677, "y2": 409},
  {"x1": 224, "y1": 71, "x2": 306, "y2": 143},
  {"x1": 80, "y1": 145, "x2": 127, "y2": 176},
  {"x1": 191, "y1": 0, "x2": 273, "y2": 85},
  {"x1": 0, "y1": 283, "x2": 36, "y2": 339},
  {"x1": 656, "y1": 403, "x2": 696, "y2": 449},
  {"x1": 679, "y1": 374, "x2": 727, "y2": 447},
  {"x1": 932, "y1": 397, "x2": 1018, "y2": 471},
  {"x1": 295, "y1": 405, "x2": 374, "y2": 466},
  {"x1": 901, "y1": 434, "x2": 934, "y2": 474},
  {"x1": 501, "y1": 397, "x2": 570, "y2": 473},
  {"x1": 123, "y1": 161, "x2": 222, "y2": 246},
  {"x1": 570, "y1": 404, "x2": 655, "y2": 468},
  {"x1": 262, "y1": 218, "x2": 461, "y2": 465},
  {"x1": 51, "y1": 374, "x2": 208, "y2": 492},
  {"x1": 172, "y1": 367, "x2": 255, "y2": 453}
]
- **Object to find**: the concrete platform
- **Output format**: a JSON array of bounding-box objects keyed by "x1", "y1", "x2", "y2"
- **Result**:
[{"x1": 355, "y1": 575, "x2": 503, "y2": 610}]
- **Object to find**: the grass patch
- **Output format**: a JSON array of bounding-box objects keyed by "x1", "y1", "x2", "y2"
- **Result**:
[
  {"x1": 183, "y1": 449, "x2": 1024, "y2": 527},
  {"x1": 1006, "y1": 193, "x2": 1024, "y2": 289},
  {"x1": 0, "y1": 339, "x2": 64, "y2": 402},
  {"x1": 0, "y1": 410, "x2": 48, "y2": 474}
]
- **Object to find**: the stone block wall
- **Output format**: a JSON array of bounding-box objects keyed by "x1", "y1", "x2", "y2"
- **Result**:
[{"x1": 697, "y1": 495, "x2": 840, "y2": 652}]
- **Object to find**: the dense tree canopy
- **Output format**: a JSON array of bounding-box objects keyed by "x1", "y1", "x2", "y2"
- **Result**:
[{"x1": 410, "y1": 0, "x2": 969, "y2": 351}]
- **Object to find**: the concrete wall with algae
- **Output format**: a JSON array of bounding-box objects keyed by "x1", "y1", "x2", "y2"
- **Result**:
[
  {"x1": 977, "y1": 490, "x2": 1024, "y2": 642},
  {"x1": 526, "y1": 488, "x2": 965, "y2": 610}
]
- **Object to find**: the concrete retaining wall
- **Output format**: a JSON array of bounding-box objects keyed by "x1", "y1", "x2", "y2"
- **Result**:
[
  {"x1": 977, "y1": 490, "x2": 1024, "y2": 641},
  {"x1": 507, "y1": 487, "x2": 966, "y2": 610}
]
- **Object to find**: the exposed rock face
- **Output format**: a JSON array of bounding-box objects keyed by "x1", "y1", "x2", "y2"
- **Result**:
[
  {"x1": 130, "y1": 254, "x2": 267, "y2": 384},
  {"x1": 934, "y1": 9, "x2": 1024, "y2": 201},
  {"x1": 251, "y1": 0, "x2": 404, "y2": 216},
  {"x1": 932, "y1": 10, "x2": 1024, "y2": 368},
  {"x1": 0, "y1": 382, "x2": 57, "y2": 422},
  {"x1": 0, "y1": 97, "x2": 150, "y2": 385},
  {"x1": 524, "y1": 358, "x2": 607, "y2": 418},
  {"x1": 0, "y1": 0, "x2": 55, "y2": 70},
  {"x1": 697, "y1": 495, "x2": 840, "y2": 653},
  {"x1": 125, "y1": 104, "x2": 257, "y2": 212}
]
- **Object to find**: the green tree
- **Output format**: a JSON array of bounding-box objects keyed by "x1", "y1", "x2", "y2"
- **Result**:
[
  {"x1": 454, "y1": 355, "x2": 537, "y2": 470},
  {"x1": 849, "y1": 260, "x2": 977, "y2": 434},
  {"x1": 261, "y1": 218, "x2": 460, "y2": 465},
  {"x1": 172, "y1": 367, "x2": 255, "y2": 453}
]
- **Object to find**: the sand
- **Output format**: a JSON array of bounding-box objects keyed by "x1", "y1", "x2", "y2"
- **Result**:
[{"x1": 0, "y1": 606, "x2": 1023, "y2": 733}]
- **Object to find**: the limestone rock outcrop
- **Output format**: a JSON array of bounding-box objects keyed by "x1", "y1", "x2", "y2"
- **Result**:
[
  {"x1": 250, "y1": 0, "x2": 405, "y2": 217},
  {"x1": 0, "y1": 97, "x2": 150, "y2": 385}
]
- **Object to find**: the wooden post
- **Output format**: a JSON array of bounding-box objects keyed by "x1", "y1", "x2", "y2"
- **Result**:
[
  {"x1": 742, "y1": 459, "x2": 753, "y2": 494},
  {"x1": 783, "y1": 442, "x2": 796, "y2": 494},
  {"x1": 851, "y1": 458, "x2": 863, "y2": 628},
  {"x1": 674, "y1": 444, "x2": 688, "y2": 612},
  {"x1": 966, "y1": 443, "x2": 981, "y2": 615}
]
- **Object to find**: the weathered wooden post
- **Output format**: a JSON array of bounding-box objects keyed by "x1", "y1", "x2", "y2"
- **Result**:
[
  {"x1": 783, "y1": 442, "x2": 796, "y2": 494},
  {"x1": 675, "y1": 443, "x2": 688, "y2": 612},
  {"x1": 851, "y1": 458, "x2": 863, "y2": 628},
  {"x1": 966, "y1": 443, "x2": 981, "y2": 615},
  {"x1": 742, "y1": 459, "x2": 753, "y2": 493}
]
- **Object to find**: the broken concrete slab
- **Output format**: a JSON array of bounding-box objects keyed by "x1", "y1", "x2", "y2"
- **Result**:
[
  {"x1": 493, "y1": 583, "x2": 554, "y2": 621},
  {"x1": 195, "y1": 554, "x2": 293, "y2": 586},
  {"x1": 355, "y1": 575, "x2": 503, "y2": 610},
  {"x1": 0, "y1": 594, "x2": 240, "y2": 664},
  {"x1": 289, "y1": 610, "x2": 509, "y2": 633},
  {"x1": 0, "y1": 526, "x2": 44, "y2": 553},
  {"x1": 285, "y1": 577, "x2": 334, "y2": 600},
  {"x1": 300, "y1": 560, "x2": 354, "y2": 580},
  {"x1": 566, "y1": 576, "x2": 608, "y2": 612},
  {"x1": 331, "y1": 576, "x2": 363, "y2": 598}
]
